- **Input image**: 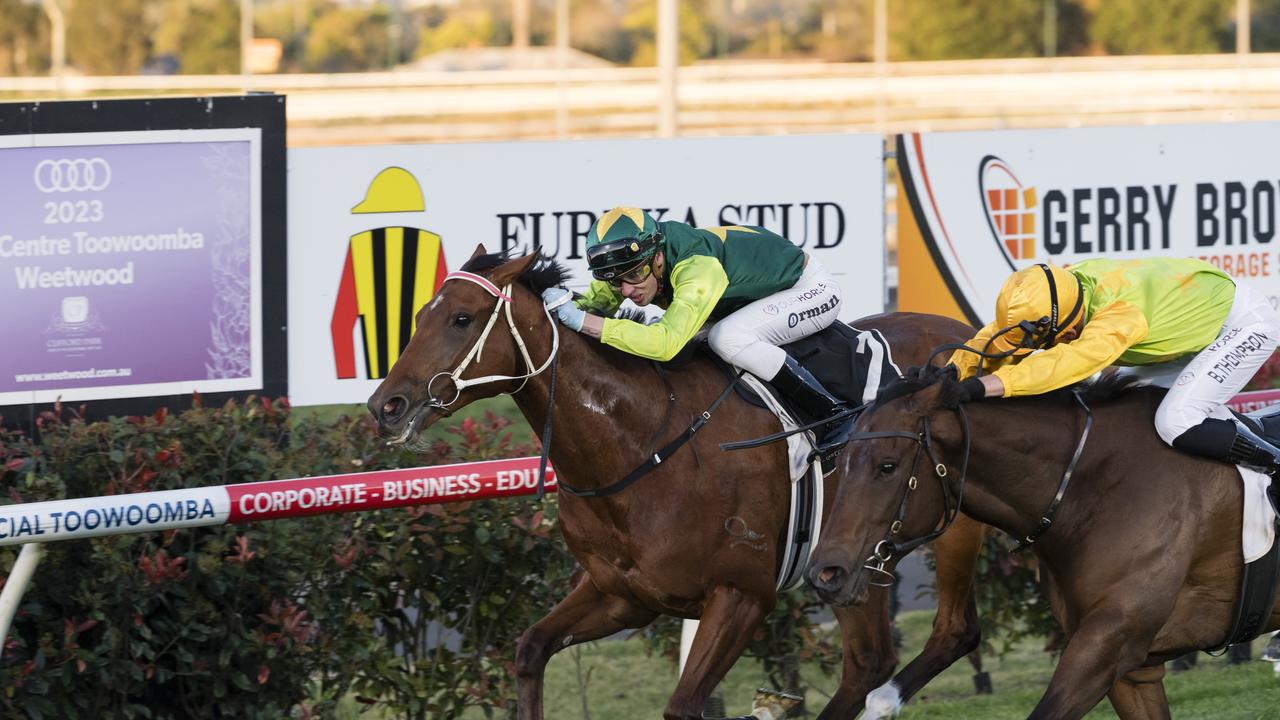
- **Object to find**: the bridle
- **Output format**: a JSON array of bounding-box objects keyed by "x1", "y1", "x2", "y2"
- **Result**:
[
  {"x1": 852, "y1": 375, "x2": 1092, "y2": 587},
  {"x1": 424, "y1": 270, "x2": 563, "y2": 413},
  {"x1": 852, "y1": 404, "x2": 972, "y2": 587}
]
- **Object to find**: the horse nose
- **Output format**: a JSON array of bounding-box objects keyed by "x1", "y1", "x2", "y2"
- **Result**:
[
  {"x1": 372, "y1": 394, "x2": 409, "y2": 425},
  {"x1": 806, "y1": 562, "x2": 848, "y2": 596}
]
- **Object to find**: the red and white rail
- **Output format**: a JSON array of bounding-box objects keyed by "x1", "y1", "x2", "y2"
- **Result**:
[
  {"x1": 0, "y1": 456, "x2": 556, "y2": 547},
  {"x1": 0, "y1": 456, "x2": 558, "y2": 650}
]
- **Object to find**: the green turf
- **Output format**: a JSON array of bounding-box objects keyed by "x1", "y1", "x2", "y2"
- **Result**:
[{"x1": 442, "y1": 608, "x2": 1280, "y2": 719}]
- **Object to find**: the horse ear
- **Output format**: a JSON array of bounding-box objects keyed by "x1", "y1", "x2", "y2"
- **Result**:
[
  {"x1": 469, "y1": 243, "x2": 488, "y2": 260},
  {"x1": 487, "y1": 252, "x2": 539, "y2": 288}
]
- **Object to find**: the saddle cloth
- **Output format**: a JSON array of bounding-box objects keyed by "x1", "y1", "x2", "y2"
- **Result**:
[
  {"x1": 739, "y1": 373, "x2": 823, "y2": 592},
  {"x1": 739, "y1": 373, "x2": 813, "y2": 482},
  {"x1": 1238, "y1": 465, "x2": 1276, "y2": 564}
]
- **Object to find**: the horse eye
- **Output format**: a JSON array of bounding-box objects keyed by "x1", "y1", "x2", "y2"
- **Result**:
[
  {"x1": 878, "y1": 462, "x2": 897, "y2": 475},
  {"x1": 453, "y1": 313, "x2": 472, "y2": 327}
]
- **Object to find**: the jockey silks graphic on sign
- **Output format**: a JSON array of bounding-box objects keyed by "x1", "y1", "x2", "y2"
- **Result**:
[
  {"x1": 897, "y1": 124, "x2": 1280, "y2": 327},
  {"x1": 330, "y1": 167, "x2": 449, "y2": 380},
  {"x1": 289, "y1": 135, "x2": 885, "y2": 405}
]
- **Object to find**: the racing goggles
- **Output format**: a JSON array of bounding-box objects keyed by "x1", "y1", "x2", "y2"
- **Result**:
[
  {"x1": 603, "y1": 259, "x2": 655, "y2": 288},
  {"x1": 587, "y1": 233, "x2": 661, "y2": 284}
]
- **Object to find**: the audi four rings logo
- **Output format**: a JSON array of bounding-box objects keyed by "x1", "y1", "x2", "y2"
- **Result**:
[{"x1": 33, "y1": 158, "x2": 111, "y2": 193}]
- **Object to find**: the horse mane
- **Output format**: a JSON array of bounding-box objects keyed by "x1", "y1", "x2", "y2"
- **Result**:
[
  {"x1": 461, "y1": 251, "x2": 570, "y2": 295},
  {"x1": 1080, "y1": 370, "x2": 1152, "y2": 403},
  {"x1": 875, "y1": 364, "x2": 969, "y2": 409}
]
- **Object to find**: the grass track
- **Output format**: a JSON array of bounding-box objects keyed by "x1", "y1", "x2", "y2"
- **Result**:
[{"x1": 450, "y1": 609, "x2": 1280, "y2": 719}]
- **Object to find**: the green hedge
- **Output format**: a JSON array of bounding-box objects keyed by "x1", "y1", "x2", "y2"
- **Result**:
[{"x1": 0, "y1": 400, "x2": 576, "y2": 719}]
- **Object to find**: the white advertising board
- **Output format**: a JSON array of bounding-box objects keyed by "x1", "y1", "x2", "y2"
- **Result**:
[
  {"x1": 898, "y1": 123, "x2": 1280, "y2": 325},
  {"x1": 288, "y1": 135, "x2": 885, "y2": 406}
]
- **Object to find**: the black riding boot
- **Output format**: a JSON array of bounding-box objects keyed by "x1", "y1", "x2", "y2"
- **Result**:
[
  {"x1": 769, "y1": 356, "x2": 854, "y2": 475},
  {"x1": 1174, "y1": 417, "x2": 1280, "y2": 474},
  {"x1": 1226, "y1": 419, "x2": 1280, "y2": 475}
]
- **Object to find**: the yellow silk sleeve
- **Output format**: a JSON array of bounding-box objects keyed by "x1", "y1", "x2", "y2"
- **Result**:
[
  {"x1": 994, "y1": 302, "x2": 1149, "y2": 397},
  {"x1": 599, "y1": 255, "x2": 729, "y2": 361},
  {"x1": 575, "y1": 280, "x2": 624, "y2": 316},
  {"x1": 948, "y1": 322, "x2": 1005, "y2": 379}
]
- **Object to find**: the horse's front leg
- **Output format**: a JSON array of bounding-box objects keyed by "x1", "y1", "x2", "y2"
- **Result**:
[
  {"x1": 862, "y1": 514, "x2": 986, "y2": 719},
  {"x1": 1106, "y1": 665, "x2": 1171, "y2": 720},
  {"x1": 1027, "y1": 607, "x2": 1157, "y2": 720},
  {"x1": 816, "y1": 584, "x2": 896, "y2": 719},
  {"x1": 664, "y1": 584, "x2": 770, "y2": 720},
  {"x1": 515, "y1": 572, "x2": 657, "y2": 720}
]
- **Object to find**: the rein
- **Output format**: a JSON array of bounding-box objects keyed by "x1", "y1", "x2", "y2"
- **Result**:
[
  {"x1": 427, "y1": 270, "x2": 564, "y2": 498},
  {"x1": 855, "y1": 407, "x2": 971, "y2": 586},
  {"x1": 557, "y1": 369, "x2": 744, "y2": 498},
  {"x1": 855, "y1": 384, "x2": 1093, "y2": 586},
  {"x1": 425, "y1": 270, "x2": 562, "y2": 411}
]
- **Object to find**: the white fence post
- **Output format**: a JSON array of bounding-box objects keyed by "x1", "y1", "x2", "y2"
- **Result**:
[{"x1": 0, "y1": 543, "x2": 44, "y2": 655}]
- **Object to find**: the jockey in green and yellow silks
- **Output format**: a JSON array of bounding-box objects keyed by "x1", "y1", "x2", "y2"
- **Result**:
[
  {"x1": 950, "y1": 257, "x2": 1280, "y2": 473},
  {"x1": 540, "y1": 207, "x2": 850, "y2": 468}
]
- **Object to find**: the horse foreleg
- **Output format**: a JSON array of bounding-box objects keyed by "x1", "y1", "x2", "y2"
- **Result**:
[
  {"x1": 515, "y1": 573, "x2": 657, "y2": 720},
  {"x1": 816, "y1": 585, "x2": 895, "y2": 719},
  {"x1": 664, "y1": 585, "x2": 769, "y2": 720},
  {"x1": 1028, "y1": 609, "x2": 1155, "y2": 720},
  {"x1": 862, "y1": 515, "x2": 986, "y2": 718},
  {"x1": 1106, "y1": 665, "x2": 1171, "y2": 720}
]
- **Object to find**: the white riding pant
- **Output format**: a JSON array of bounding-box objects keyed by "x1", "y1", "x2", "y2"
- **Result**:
[
  {"x1": 1120, "y1": 282, "x2": 1280, "y2": 445},
  {"x1": 707, "y1": 258, "x2": 842, "y2": 380}
]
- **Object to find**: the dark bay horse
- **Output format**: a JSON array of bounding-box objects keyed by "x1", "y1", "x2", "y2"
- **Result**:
[
  {"x1": 367, "y1": 247, "x2": 984, "y2": 719},
  {"x1": 808, "y1": 365, "x2": 1280, "y2": 719}
]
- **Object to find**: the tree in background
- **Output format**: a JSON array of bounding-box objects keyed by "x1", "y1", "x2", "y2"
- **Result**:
[
  {"x1": 0, "y1": 0, "x2": 49, "y2": 75},
  {"x1": 1089, "y1": 0, "x2": 1233, "y2": 55},
  {"x1": 65, "y1": 0, "x2": 152, "y2": 74},
  {"x1": 415, "y1": 5, "x2": 501, "y2": 57},
  {"x1": 153, "y1": 0, "x2": 240, "y2": 74},
  {"x1": 1252, "y1": 0, "x2": 1280, "y2": 51},
  {"x1": 803, "y1": 0, "x2": 875, "y2": 62},
  {"x1": 621, "y1": 0, "x2": 713, "y2": 65},
  {"x1": 303, "y1": 3, "x2": 391, "y2": 72},
  {"x1": 571, "y1": 0, "x2": 635, "y2": 63},
  {"x1": 890, "y1": 0, "x2": 1086, "y2": 61}
]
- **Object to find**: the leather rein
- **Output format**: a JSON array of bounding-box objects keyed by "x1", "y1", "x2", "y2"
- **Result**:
[
  {"x1": 856, "y1": 343, "x2": 1094, "y2": 584},
  {"x1": 427, "y1": 271, "x2": 740, "y2": 501}
]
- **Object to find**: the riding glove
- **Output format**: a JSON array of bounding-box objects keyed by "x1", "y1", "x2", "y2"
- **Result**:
[
  {"x1": 959, "y1": 377, "x2": 986, "y2": 403},
  {"x1": 541, "y1": 287, "x2": 586, "y2": 332}
]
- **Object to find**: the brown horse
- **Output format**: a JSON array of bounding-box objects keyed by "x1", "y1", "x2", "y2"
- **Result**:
[
  {"x1": 367, "y1": 247, "x2": 984, "y2": 719},
  {"x1": 808, "y1": 365, "x2": 1280, "y2": 719}
]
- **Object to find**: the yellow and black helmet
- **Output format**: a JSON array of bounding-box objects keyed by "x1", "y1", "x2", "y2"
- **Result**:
[
  {"x1": 585, "y1": 207, "x2": 663, "y2": 282},
  {"x1": 989, "y1": 263, "x2": 1084, "y2": 355}
]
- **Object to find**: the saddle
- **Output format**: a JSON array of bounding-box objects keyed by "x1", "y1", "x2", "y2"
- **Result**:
[{"x1": 733, "y1": 322, "x2": 903, "y2": 421}]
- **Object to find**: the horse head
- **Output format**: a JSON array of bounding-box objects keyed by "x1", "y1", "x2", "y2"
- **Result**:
[
  {"x1": 367, "y1": 244, "x2": 559, "y2": 444},
  {"x1": 806, "y1": 363, "x2": 970, "y2": 607}
]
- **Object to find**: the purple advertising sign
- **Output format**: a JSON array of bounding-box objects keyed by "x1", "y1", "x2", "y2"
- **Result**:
[{"x1": 0, "y1": 129, "x2": 262, "y2": 404}]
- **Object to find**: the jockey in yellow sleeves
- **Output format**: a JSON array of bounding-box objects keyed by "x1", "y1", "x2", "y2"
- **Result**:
[{"x1": 951, "y1": 258, "x2": 1280, "y2": 472}]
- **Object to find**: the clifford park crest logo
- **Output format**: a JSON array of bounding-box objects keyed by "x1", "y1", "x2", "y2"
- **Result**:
[
  {"x1": 330, "y1": 167, "x2": 449, "y2": 380},
  {"x1": 979, "y1": 155, "x2": 1038, "y2": 269}
]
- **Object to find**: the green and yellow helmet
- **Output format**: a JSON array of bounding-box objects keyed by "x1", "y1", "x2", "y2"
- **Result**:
[{"x1": 585, "y1": 207, "x2": 663, "y2": 282}]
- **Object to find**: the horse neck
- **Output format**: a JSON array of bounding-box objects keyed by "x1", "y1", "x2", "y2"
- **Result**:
[
  {"x1": 507, "y1": 297, "x2": 669, "y2": 482},
  {"x1": 940, "y1": 398, "x2": 1092, "y2": 545}
]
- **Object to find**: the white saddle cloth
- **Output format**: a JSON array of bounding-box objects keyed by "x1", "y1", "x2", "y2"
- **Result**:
[
  {"x1": 1239, "y1": 466, "x2": 1277, "y2": 564},
  {"x1": 739, "y1": 373, "x2": 815, "y2": 482}
]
